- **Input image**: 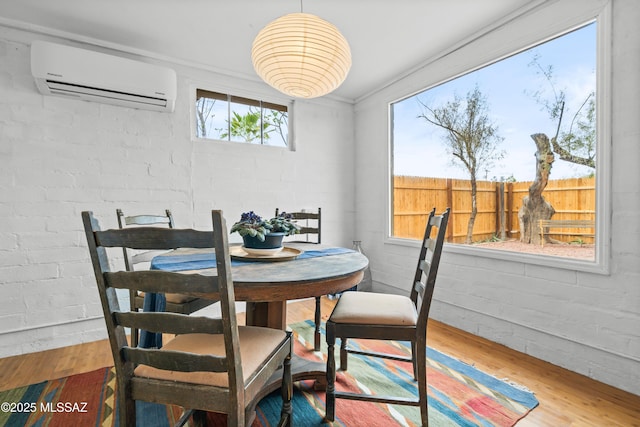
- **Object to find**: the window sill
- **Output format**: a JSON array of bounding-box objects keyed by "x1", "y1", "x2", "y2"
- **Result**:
[{"x1": 385, "y1": 236, "x2": 610, "y2": 275}]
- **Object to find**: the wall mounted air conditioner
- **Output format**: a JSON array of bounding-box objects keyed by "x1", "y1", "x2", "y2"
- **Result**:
[{"x1": 31, "y1": 41, "x2": 177, "y2": 112}]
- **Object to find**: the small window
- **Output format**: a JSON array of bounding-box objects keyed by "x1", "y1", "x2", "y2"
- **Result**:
[{"x1": 195, "y1": 89, "x2": 289, "y2": 147}]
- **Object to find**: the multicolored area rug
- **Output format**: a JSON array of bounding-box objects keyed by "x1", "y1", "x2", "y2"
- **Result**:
[{"x1": 0, "y1": 321, "x2": 537, "y2": 426}]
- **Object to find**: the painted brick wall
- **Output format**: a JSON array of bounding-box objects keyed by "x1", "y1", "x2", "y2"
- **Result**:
[{"x1": 0, "y1": 29, "x2": 356, "y2": 357}]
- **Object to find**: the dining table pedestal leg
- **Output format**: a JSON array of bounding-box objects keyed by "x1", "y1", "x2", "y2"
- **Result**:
[{"x1": 246, "y1": 301, "x2": 286, "y2": 329}]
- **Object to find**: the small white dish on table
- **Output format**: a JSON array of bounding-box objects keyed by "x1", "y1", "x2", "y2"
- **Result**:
[
  {"x1": 241, "y1": 246, "x2": 284, "y2": 256},
  {"x1": 230, "y1": 246, "x2": 303, "y2": 262}
]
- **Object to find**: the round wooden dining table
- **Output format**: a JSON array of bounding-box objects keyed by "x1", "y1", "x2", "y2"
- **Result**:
[
  {"x1": 151, "y1": 243, "x2": 369, "y2": 393},
  {"x1": 153, "y1": 243, "x2": 368, "y2": 328}
]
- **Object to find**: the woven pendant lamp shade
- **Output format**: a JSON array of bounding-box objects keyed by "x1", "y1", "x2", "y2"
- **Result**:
[{"x1": 252, "y1": 13, "x2": 351, "y2": 99}]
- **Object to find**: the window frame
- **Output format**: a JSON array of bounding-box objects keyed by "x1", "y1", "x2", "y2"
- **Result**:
[
  {"x1": 386, "y1": 3, "x2": 611, "y2": 275},
  {"x1": 191, "y1": 84, "x2": 294, "y2": 149}
]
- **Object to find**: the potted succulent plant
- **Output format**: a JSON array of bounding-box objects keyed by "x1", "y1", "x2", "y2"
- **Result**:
[{"x1": 231, "y1": 211, "x2": 300, "y2": 249}]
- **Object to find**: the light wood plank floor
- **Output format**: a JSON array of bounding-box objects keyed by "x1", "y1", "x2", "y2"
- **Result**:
[{"x1": 1, "y1": 297, "x2": 638, "y2": 426}]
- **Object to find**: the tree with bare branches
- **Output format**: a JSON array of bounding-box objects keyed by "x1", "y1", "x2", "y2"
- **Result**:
[
  {"x1": 418, "y1": 86, "x2": 504, "y2": 243},
  {"x1": 196, "y1": 96, "x2": 216, "y2": 138},
  {"x1": 519, "y1": 55, "x2": 596, "y2": 244}
]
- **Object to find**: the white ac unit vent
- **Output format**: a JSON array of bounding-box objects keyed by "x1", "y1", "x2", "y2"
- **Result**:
[{"x1": 31, "y1": 41, "x2": 177, "y2": 112}]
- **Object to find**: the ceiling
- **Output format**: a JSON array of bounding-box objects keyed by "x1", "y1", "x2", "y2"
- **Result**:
[{"x1": 0, "y1": 0, "x2": 538, "y2": 102}]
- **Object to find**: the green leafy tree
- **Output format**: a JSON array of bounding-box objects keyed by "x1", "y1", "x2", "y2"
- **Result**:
[
  {"x1": 418, "y1": 86, "x2": 505, "y2": 244},
  {"x1": 217, "y1": 108, "x2": 288, "y2": 145},
  {"x1": 219, "y1": 110, "x2": 268, "y2": 143}
]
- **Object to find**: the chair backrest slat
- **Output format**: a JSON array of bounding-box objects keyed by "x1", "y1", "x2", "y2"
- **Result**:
[
  {"x1": 424, "y1": 237, "x2": 436, "y2": 252},
  {"x1": 117, "y1": 208, "x2": 175, "y2": 228},
  {"x1": 430, "y1": 215, "x2": 443, "y2": 228},
  {"x1": 105, "y1": 270, "x2": 219, "y2": 295},
  {"x1": 114, "y1": 312, "x2": 224, "y2": 335},
  {"x1": 125, "y1": 214, "x2": 171, "y2": 226},
  {"x1": 289, "y1": 212, "x2": 320, "y2": 221},
  {"x1": 95, "y1": 228, "x2": 214, "y2": 251},
  {"x1": 298, "y1": 226, "x2": 319, "y2": 235},
  {"x1": 122, "y1": 347, "x2": 228, "y2": 373},
  {"x1": 418, "y1": 259, "x2": 430, "y2": 273}
]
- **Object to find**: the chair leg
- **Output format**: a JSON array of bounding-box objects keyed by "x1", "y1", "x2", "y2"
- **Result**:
[
  {"x1": 339, "y1": 337, "x2": 348, "y2": 371},
  {"x1": 418, "y1": 380, "x2": 429, "y2": 426},
  {"x1": 191, "y1": 410, "x2": 207, "y2": 427},
  {"x1": 416, "y1": 343, "x2": 429, "y2": 427},
  {"x1": 119, "y1": 382, "x2": 136, "y2": 427},
  {"x1": 411, "y1": 340, "x2": 418, "y2": 381},
  {"x1": 420, "y1": 396, "x2": 429, "y2": 427},
  {"x1": 314, "y1": 296, "x2": 322, "y2": 351},
  {"x1": 325, "y1": 323, "x2": 336, "y2": 422},
  {"x1": 280, "y1": 347, "x2": 293, "y2": 427},
  {"x1": 228, "y1": 407, "x2": 243, "y2": 426}
]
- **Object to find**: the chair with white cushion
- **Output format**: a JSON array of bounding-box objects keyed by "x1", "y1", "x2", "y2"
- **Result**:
[{"x1": 325, "y1": 207, "x2": 450, "y2": 427}]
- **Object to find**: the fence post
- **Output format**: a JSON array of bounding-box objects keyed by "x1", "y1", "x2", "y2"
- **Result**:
[
  {"x1": 507, "y1": 182, "x2": 514, "y2": 238},
  {"x1": 495, "y1": 181, "x2": 506, "y2": 240},
  {"x1": 498, "y1": 182, "x2": 506, "y2": 240},
  {"x1": 446, "y1": 178, "x2": 454, "y2": 242}
]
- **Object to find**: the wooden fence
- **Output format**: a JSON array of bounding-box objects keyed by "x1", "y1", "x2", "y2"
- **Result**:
[{"x1": 393, "y1": 175, "x2": 595, "y2": 243}]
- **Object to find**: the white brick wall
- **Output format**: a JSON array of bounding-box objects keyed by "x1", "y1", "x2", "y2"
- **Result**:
[
  {"x1": 2, "y1": 0, "x2": 638, "y2": 398},
  {"x1": 358, "y1": 0, "x2": 640, "y2": 396},
  {"x1": 0, "y1": 30, "x2": 356, "y2": 357}
]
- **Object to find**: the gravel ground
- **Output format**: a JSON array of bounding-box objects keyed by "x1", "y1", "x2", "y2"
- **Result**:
[{"x1": 472, "y1": 239, "x2": 595, "y2": 259}]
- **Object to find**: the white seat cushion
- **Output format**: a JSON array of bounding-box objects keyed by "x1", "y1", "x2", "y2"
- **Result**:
[
  {"x1": 329, "y1": 291, "x2": 418, "y2": 326},
  {"x1": 133, "y1": 326, "x2": 287, "y2": 387}
]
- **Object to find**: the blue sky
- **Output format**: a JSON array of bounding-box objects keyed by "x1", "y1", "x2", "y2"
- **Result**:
[{"x1": 393, "y1": 22, "x2": 596, "y2": 182}]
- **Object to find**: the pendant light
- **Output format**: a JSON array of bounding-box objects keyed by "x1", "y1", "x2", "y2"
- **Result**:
[{"x1": 251, "y1": 12, "x2": 351, "y2": 99}]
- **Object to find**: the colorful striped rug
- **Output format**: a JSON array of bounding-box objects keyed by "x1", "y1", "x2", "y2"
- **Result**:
[{"x1": 0, "y1": 321, "x2": 537, "y2": 426}]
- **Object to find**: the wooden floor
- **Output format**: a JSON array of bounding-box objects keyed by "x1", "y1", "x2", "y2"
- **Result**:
[{"x1": 1, "y1": 297, "x2": 639, "y2": 426}]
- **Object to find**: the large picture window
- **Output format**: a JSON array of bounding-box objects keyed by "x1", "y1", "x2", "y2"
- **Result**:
[
  {"x1": 390, "y1": 20, "x2": 608, "y2": 268},
  {"x1": 195, "y1": 89, "x2": 289, "y2": 147}
]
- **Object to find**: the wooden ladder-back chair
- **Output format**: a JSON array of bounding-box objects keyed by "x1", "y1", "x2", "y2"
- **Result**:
[
  {"x1": 325, "y1": 207, "x2": 450, "y2": 427},
  {"x1": 84, "y1": 210, "x2": 292, "y2": 427},
  {"x1": 275, "y1": 208, "x2": 322, "y2": 244},
  {"x1": 275, "y1": 207, "x2": 324, "y2": 351},
  {"x1": 116, "y1": 208, "x2": 216, "y2": 347}
]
